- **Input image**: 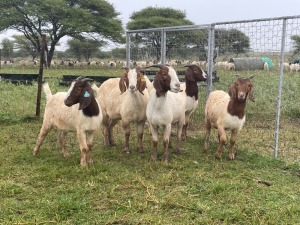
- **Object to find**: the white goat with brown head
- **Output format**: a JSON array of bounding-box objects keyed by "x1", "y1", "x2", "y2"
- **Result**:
[
  {"x1": 181, "y1": 64, "x2": 207, "y2": 140},
  {"x1": 33, "y1": 77, "x2": 102, "y2": 166},
  {"x1": 146, "y1": 64, "x2": 186, "y2": 163},
  {"x1": 204, "y1": 75, "x2": 255, "y2": 159},
  {"x1": 93, "y1": 67, "x2": 149, "y2": 153}
]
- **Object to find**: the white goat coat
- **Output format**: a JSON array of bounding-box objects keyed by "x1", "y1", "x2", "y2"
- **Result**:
[
  {"x1": 146, "y1": 90, "x2": 186, "y2": 128},
  {"x1": 205, "y1": 90, "x2": 245, "y2": 131},
  {"x1": 43, "y1": 89, "x2": 102, "y2": 132},
  {"x1": 180, "y1": 83, "x2": 198, "y2": 115},
  {"x1": 97, "y1": 78, "x2": 149, "y2": 123}
]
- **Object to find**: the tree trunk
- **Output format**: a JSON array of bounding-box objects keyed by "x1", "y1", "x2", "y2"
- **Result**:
[{"x1": 47, "y1": 40, "x2": 58, "y2": 67}]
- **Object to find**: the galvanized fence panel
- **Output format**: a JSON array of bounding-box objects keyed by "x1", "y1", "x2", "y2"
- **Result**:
[{"x1": 126, "y1": 15, "x2": 300, "y2": 163}]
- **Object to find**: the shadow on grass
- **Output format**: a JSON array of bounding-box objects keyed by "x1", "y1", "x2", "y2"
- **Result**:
[{"x1": 0, "y1": 113, "x2": 41, "y2": 126}]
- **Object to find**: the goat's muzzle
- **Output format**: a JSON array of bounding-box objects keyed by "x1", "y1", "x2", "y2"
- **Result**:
[{"x1": 238, "y1": 92, "x2": 246, "y2": 101}]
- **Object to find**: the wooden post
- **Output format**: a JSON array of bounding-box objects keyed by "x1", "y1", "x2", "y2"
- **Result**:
[{"x1": 36, "y1": 34, "x2": 46, "y2": 117}]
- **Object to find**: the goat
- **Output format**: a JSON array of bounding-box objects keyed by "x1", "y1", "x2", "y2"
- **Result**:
[
  {"x1": 204, "y1": 76, "x2": 255, "y2": 159},
  {"x1": 146, "y1": 64, "x2": 185, "y2": 163},
  {"x1": 33, "y1": 77, "x2": 102, "y2": 166},
  {"x1": 93, "y1": 67, "x2": 149, "y2": 153},
  {"x1": 181, "y1": 65, "x2": 207, "y2": 140}
]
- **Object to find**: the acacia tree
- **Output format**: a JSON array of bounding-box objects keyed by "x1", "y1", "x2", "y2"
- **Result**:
[
  {"x1": 215, "y1": 29, "x2": 250, "y2": 57},
  {"x1": 0, "y1": 0, "x2": 124, "y2": 66},
  {"x1": 66, "y1": 38, "x2": 105, "y2": 61},
  {"x1": 13, "y1": 35, "x2": 39, "y2": 60},
  {"x1": 1, "y1": 38, "x2": 14, "y2": 60},
  {"x1": 126, "y1": 7, "x2": 250, "y2": 62},
  {"x1": 291, "y1": 35, "x2": 300, "y2": 58},
  {"x1": 126, "y1": 7, "x2": 194, "y2": 61}
]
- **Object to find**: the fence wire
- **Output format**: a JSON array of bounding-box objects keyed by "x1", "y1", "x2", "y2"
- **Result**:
[{"x1": 126, "y1": 15, "x2": 300, "y2": 163}]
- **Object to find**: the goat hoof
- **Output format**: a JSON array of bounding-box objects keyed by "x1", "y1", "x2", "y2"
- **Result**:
[
  {"x1": 151, "y1": 155, "x2": 157, "y2": 161},
  {"x1": 215, "y1": 153, "x2": 222, "y2": 159},
  {"x1": 62, "y1": 152, "x2": 69, "y2": 158},
  {"x1": 229, "y1": 153, "x2": 235, "y2": 160},
  {"x1": 80, "y1": 161, "x2": 88, "y2": 167},
  {"x1": 162, "y1": 155, "x2": 169, "y2": 163},
  {"x1": 137, "y1": 147, "x2": 144, "y2": 153},
  {"x1": 175, "y1": 149, "x2": 182, "y2": 155},
  {"x1": 123, "y1": 147, "x2": 130, "y2": 154}
]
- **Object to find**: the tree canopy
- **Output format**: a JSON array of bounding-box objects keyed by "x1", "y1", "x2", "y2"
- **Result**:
[
  {"x1": 127, "y1": 7, "x2": 194, "y2": 30},
  {"x1": 66, "y1": 38, "x2": 105, "y2": 61},
  {"x1": 0, "y1": 0, "x2": 124, "y2": 66},
  {"x1": 291, "y1": 35, "x2": 300, "y2": 57},
  {"x1": 0, "y1": 38, "x2": 14, "y2": 60},
  {"x1": 126, "y1": 7, "x2": 194, "y2": 61},
  {"x1": 126, "y1": 7, "x2": 250, "y2": 62}
]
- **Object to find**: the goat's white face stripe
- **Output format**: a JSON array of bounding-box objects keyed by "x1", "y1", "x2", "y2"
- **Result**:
[
  {"x1": 128, "y1": 69, "x2": 138, "y2": 92},
  {"x1": 65, "y1": 82, "x2": 75, "y2": 100},
  {"x1": 202, "y1": 70, "x2": 208, "y2": 79},
  {"x1": 168, "y1": 66, "x2": 180, "y2": 92}
]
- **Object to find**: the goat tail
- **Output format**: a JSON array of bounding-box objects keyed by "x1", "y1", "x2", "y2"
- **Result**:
[
  {"x1": 91, "y1": 83, "x2": 99, "y2": 92},
  {"x1": 43, "y1": 83, "x2": 52, "y2": 102}
]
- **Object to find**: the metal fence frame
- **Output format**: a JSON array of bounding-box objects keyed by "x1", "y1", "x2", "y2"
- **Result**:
[{"x1": 126, "y1": 15, "x2": 300, "y2": 160}]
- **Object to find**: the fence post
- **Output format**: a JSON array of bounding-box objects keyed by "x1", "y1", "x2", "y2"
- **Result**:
[
  {"x1": 161, "y1": 29, "x2": 166, "y2": 64},
  {"x1": 36, "y1": 34, "x2": 46, "y2": 117},
  {"x1": 274, "y1": 18, "x2": 287, "y2": 158},
  {"x1": 206, "y1": 24, "x2": 215, "y2": 99},
  {"x1": 126, "y1": 31, "x2": 131, "y2": 68}
]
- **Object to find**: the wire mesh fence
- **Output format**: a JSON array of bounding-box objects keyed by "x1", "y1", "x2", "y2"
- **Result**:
[{"x1": 126, "y1": 15, "x2": 300, "y2": 163}]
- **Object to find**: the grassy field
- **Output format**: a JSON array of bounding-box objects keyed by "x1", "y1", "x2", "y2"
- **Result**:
[{"x1": 0, "y1": 65, "x2": 300, "y2": 224}]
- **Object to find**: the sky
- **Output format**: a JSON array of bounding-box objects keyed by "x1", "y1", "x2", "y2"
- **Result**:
[
  {"x1": 109, "y1": 0, "x2": 300, "y2": 26},
  {"x1": 0, "y1": 0, "x2": 300, "y2": 50}
]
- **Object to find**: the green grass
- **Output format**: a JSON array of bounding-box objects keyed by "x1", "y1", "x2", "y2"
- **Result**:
[{"x1": 0, "y1": 66, "x2": 300, "y2": 224}]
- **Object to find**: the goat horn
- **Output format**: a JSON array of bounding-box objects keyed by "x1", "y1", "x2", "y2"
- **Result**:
[
  {"x1": 82, "y1": 78, "x2": 93, "y2": 82},
  {"x1": 248, "y1": 75, "x2": 255, "y2": 80},
  {"x1": 76, "y1": 76, "x2": 85, "y2": 80}
]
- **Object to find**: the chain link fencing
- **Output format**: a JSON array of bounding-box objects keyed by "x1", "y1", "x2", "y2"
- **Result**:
[{"x1": 126, "y1": 15, "x2": 300, "y2": 163}]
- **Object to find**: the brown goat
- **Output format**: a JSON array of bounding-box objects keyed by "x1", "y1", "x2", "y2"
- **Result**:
[{"x1": 204, "y1": 76, "x2": 255, "y2": 159}]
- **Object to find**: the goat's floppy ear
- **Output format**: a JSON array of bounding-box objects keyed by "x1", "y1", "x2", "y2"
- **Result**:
[
  {"x1": 228, "y1": 82, "x2": 237, "y2": 99},
  {"x1": 79, "y1": 87, "x2": 92, "y2": 110},
  {"x1": 184, "y1": 66, "x2": 196, "y2": 82},
  {"x1": 138, "y1": 74, "x2": 146, "y2": 94},
  {"x1": 153, "y1": 74, "x2": 165, "y2": 97},
  {"x1": 248, "y1": 84, "x2": 255, "y2": 102},
  {"x1": 186, "y1": 71, "x2": 196, "y2": 82},
  {"x1": 119, "y1": 76, "x2": 127, "y2": 93}
]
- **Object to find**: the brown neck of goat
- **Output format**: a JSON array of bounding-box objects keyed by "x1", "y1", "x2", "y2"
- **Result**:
[
  {"x1": 82, "y1": 96, "x2": 99, "y2": 117},
  {"x1": 185, "y1": 78, "x2": 199, "y2": 100},
  {"x1": 227, "y1": 98, "x2": 247, "y2": 119}
]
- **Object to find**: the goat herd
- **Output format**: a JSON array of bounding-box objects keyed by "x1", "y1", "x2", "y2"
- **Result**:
[{"x1": 33, "y1": 64, "x2": 255, "y2": 165}]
